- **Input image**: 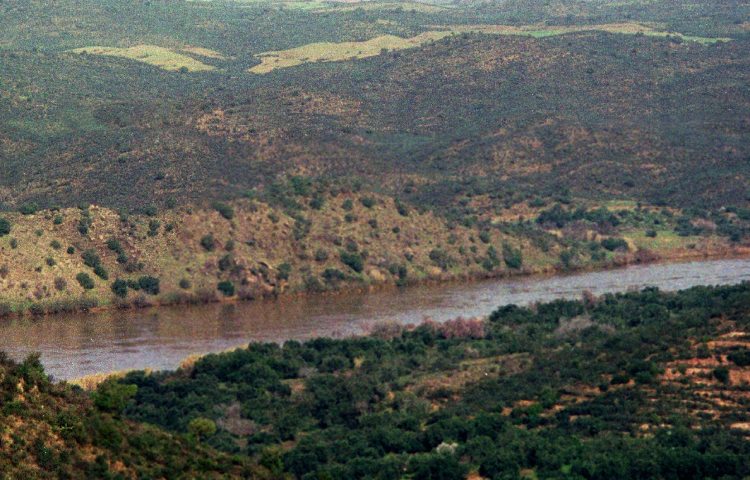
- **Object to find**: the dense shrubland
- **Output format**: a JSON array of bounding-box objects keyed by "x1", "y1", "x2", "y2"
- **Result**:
[{"x1": 106, "y1": 283, "x2": 750, "y2": 479}]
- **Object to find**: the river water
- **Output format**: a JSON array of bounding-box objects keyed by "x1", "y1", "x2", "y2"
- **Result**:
[{"x1": 1, "y1": 258, "x2": 748, "y2": 380}]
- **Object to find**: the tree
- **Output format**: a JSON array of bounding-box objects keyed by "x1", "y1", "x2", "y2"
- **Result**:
[
  {"x1": 188, "y1": 417, "x2": 216, "y2": 441},
  {"x1": 94, "y1": 380, "x2": 137, "y2": 414}
]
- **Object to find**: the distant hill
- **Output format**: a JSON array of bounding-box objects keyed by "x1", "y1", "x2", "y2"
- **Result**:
[{"x1": 0, "y1": 0, "x2": 748, "y2": 213}]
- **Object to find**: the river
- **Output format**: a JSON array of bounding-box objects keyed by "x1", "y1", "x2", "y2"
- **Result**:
[{"x1": 1, "y1": 257, "x2": 749, "y2": 380}]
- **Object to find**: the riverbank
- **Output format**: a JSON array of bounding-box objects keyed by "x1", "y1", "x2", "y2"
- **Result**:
[
  {"x1": 6, "y1": 256, "x2": 750, "y2": 381},
  {"x1": 0, "y1": 197, "x2": 748, "y2": 321}
]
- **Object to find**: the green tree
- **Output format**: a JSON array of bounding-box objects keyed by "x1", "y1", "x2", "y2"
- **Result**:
[{"x1": 188, "y1": 417, "x2": 217, "y2": 441}]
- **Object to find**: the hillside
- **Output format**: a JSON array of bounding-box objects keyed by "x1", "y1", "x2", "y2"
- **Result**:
[
  {"x1": 102, "y1": 283, "x2": 750, "y2": 478},
  {"x1": 0, "y1": 181, "x2": 748, "y2": 317},
  {"x1": 0, "y1": 0, "x2": 748, "y2": 212},
  {"x1": 0, "y1": 354, "x2": 251, "y2": 478}
]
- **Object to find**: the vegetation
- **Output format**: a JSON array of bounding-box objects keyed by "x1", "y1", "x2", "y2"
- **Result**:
[{"x1": 94, "y1": 283, "x2": 750, "y2": 478}]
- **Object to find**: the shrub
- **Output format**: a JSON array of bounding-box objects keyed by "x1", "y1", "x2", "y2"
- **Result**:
[
  {"x1": 645, "y1": 229, "x2": 658, "y2": 238},
  {"x1": 148, "y1": 220, "x2": 160, "y2": 237},
  {"x1": 314, "y1": 249, "x2": 329, "y2": 262},
  {"x1": 53, "y1": 215, "x2": 63, "y2": 225},
  {"x1": 213, "y1": 202, "x2": 235, "y2": 220},
  {"x1": 218, "y1": 254, "x2": 234, "y2": 271},
  {"x1": 713, "y1": 367, "x2": 730, "y2": 384},
  {"x1": 502, "y1": 242, "x2": 523, "y2": 269},
  {"x1": 217, "y1": 280, "x2": 235, "y2": 297},
  {"x1": 19, "y1": 203, "x2": 38, "y2": 215},
  {"x1": 76, "y1": 273, "x2": 95, "y2": 290},
  {"x1": 340, "y1": 251, "x2": 364, "y2": 273},
  {"x1": 111, "y1": 279, "x2": 128, "y2": 298},
  {"x1": 50, "y1": 240, "x2": 61, "y2": 250},
  {"x1": 323, "y1": 268, "x2": 346, "y2": 283},
  {"x1": 82, "y1": 249, "x2": 101, "y2": 269},
  {"x1": 93, "y1": 265, "x2": 108, "y2": 280},
  {"x1": 9, "y1": 238, "x2": 17, "y2": 249},
  {"x1": 278, "y1": 263, "x2": 292, "y2": 281},
  {"x1": 138, "y1": 276, "x2": 160, "y2": 295},
  {"x1": 342, "y1": 199, "x2": 353, "y2": 211},
  {"x1": 601, "y1": 237, "x2": 629, "y2": 252},
  {"x1": 727, "y1": 349, "x2": 750, "y2": 367},
  {"x1": 0, "y1": 218, "x2": 10, "y2": 236},
  {"x1": 54, "y1": 277, "x2": 67, "y2": 291},
  {"x1": 360, "y1": 197, "x2": 376, "y2": 208},
  {"x1": 45, "y1": 257, "x2": 56, "y2": 267},
  {"x1": 67, "y1": 246, "x2": 75, "y2": 255},
  {"x1": 179, "y1": 278, "x2": 192, "y2": 289},
  {"x1": 395, "y1": 199, "x2": 409, "y2": 216},
  {"x1": 429, "y1": 249, "x2": 455, "y2": 270},
  {"x1": 200, "y1": 235, "x2": 215, "y2": 251}
]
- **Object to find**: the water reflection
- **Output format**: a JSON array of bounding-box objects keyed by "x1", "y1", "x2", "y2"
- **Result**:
[{"x1": 1, "y1": 257, "x2": 748, "y2": 380}]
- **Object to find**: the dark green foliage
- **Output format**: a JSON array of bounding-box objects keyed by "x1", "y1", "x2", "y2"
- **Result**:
[
  {"x1": 727, "y1": 348, "x2": 750, "y2": 367},
  {"x1": 213, "y1": 202, "x2": 235, "y2": 220},
  {"x1": 76, "y1": 272, "x2": 95, "y2": 290},
  {"x1": 217, "y1": 280, "x2": 235, "y2": 297},
  {"x1": 93, "y1": 264, "x2": 108, "y2": 280},
  {"x1": 502, "y1": 242, "x2": 523, "y2": 269},
  {"x1": 93, "y1": 380, "x2": 137, "y2": 414},
  {"x1": 179, "y1": 278, "x2": 192, "y2": 290},
  {"x1": 601, "y1": 237, "x2": 629, "y2": 252},
  {"x1": 200, "y1": 235, "x2": 216, "y2": 252},
  {"x1": 116, "y1": 284, "x2": 750, "y2": 479},
  {"x1": 111, "y1": 279, "x2": 128, "y2": 298},
  {"x1": 713, "y1": 367, "x2": 730, "y2": 384},
  {"x1": 360, "y1": 197, "x2": 375, "y2": 209},
  {"x1": 0, "y1": 218, "x2": 10, "y2": 236},
  {"x1": 340, "y1": 251, "x2": 364, "y2": 273},
  {"x1": 138, "y1": 276, "x2": 160, "y2": 295},
  {"x1": 82, "y1": 249, "x2": 101, "y2": 269},
  {"x1": 19, "y1": 203, "x2": 38, "y2": 215},
  {"x1": 278, "y1": 263, "x2": 292, "y2": 281},
  {"x1": 429, "y1": 249, "x2": 455, "y2": 270}
]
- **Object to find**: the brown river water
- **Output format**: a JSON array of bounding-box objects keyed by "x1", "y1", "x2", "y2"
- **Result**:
[{"x1": 1, "y1": 258, "x2": 749, "y2": 380}]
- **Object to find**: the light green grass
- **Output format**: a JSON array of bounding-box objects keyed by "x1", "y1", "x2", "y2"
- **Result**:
[
  {"x1": 69, "y1": 45, "x2": 220, "y2": 72},
  {"x1": 250, "y1": 31, "x2": 451, "y2": 73}
]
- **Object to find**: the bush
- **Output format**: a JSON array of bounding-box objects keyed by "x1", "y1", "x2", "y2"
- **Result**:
[
  {"x1": 314, "y1": 249, "x2": 329, "y2": 262},
  {"x1": 0, "y1": 218, "x2": 10, "y2": 236},
  {"x1": 138, "y1": 276, "x2": 160, "y2": 295},
  {"x1": 217, "y1": 281, "x2": 235, "y2": 297},
  {"x1": 502, "y1": 242, "x2": 523, "y2": 269},
  {"x1": 713, "y1": 367, "x2": 730, "y2": 384},
  {"x1": 213, "y1": 202, "x2": 234, "y2": 220},
  {"x1": 340, "y1": 251, "x2": 364, "y2": 273},
  {"x1": 278, "y1": 263, "x2": 292, "y2": 281},
  {"x1": 19, "y1": 203, "x2": 38, "y2": 215},
  {"x1": 111, "y1": 279, "x2": 128, "y2": 298},
  {"x1": 360, "y1": 197, "x2": 376, "y2": 208},
  {"x1": 76, "y1": 273, "x2": 95, "y2": 290},
  {"x1": 179, "y1": 278, "x2": 192, "y2": 290},
  {"x1": 82, "y1": 249, "x2": 101, "y2": 269},
  {"x1": 53, "y1": 215, "x2": 63, "y2": 225},
  {"x1": 429, "y1": 249, "x2": 455, "y2": 270},
  {"x1": 200, "y1": 235, "x2": 215, "y2": 251},
  {"x1": 727, "y1": 349, "x2": 750, "y2": 367},
  {"x1": 50, "y1": 240, "x2": 61, "y2": 250},
  {"x1": 93, "y1": 264, "x2": 108, "y2": 280},
  {"x1": 45, "y1": 257, "x2": 56, "y2": 267},
  {"x1": 601, "y1": 237, "x2": 629, "y2": 252}
]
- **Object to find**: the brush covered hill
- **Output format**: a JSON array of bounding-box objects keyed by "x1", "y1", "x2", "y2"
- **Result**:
[
  {"x1": 0, "y1": 178, "x2": 748, "y2": 316},
  {"x1": 94, "y1": 283, "x2": 750, "y2": 478},
  {"x1": 0, "y1": 353, "x2": 252, "y2": 479},
  {"x1": 0, "y1": 0, "x2": 748, "y2": 212}
]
